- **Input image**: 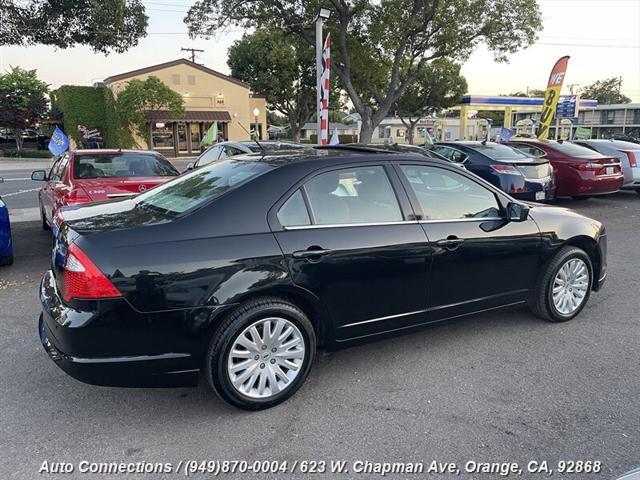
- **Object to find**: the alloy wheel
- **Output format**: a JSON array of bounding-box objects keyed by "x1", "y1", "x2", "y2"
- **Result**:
[
  {"x1": 227, "y1": 317, "x2": 306, "y2": 399},
  {"x1": 552, "y1": 258, "x2": 589, "y2": 315}
]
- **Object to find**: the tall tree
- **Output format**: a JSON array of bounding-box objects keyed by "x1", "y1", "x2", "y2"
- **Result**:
[
  {"x1": 0, "y1": 67, "x2": 49, "y2": 150},
  {"x1": 185, "y1": 0, "x2": 542, "y2": 143},
  {"x1": 228, "y1": 29, "x2": 315, "y2": 142},
  {"x1": 394, "y1": 59, "x2": 467, "y2": 144},
  {"x1": 581, "y1": 77, "x2": 631, "y2": 105},
  {"x1": 115, "y1": 76, "x2": 184, "y2": 148},
  {"x1": 0, "y1": 0, "x2": 148, "y2": 54}
]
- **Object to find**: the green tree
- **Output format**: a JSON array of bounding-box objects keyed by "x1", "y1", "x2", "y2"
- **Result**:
[
  {"x1": 394, "y1": 59, "x2": 467, "y2": 144},
  {"x1": 115, "y1": 76, "x2": 184, "y2": 147},
  {"x1": 581, "y1": 77, "x2": 631, "y2": 105},
  {"x1": 0, "y1": 67, "x2": 49, "y2": 150},
  {"x1": 228, "y1": 29, "x2": 316, "y2": 142},
  {"x1": 1, "y1": 0, "x2": 148, "y2": 54},
  {"x1": 185, "y1": 0, "x2": 542, "y2": 143}
]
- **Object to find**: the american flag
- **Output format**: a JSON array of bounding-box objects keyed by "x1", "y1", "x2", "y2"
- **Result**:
[{"x1": 320, "y1": 33, "x2": 331, "y2": 145}]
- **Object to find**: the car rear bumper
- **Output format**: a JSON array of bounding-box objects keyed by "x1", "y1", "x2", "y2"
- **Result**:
[
  {"x1": 560, "y1": 173, "x2": 624, "y2": 197},
  {"x1": 38, "y1": 270, "x2": 205, "y2": 388},
  {"x1": 622, "y1": 167, "x2": 640, "y2": 189}
]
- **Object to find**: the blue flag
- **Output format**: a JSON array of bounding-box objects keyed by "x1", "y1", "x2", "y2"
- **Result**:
[
  {"x1": 499, "y1": 127, "x2": 515, "y2": 142},
  {"x1": 48, "y1": 127, "x2": 69, "y2": 156}
]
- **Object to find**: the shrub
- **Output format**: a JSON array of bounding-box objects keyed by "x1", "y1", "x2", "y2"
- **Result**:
[{"x1": 1, "y1": 148, "x2": 52, "y2": 158}]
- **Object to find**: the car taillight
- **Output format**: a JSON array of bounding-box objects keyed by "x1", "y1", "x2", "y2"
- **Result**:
[
  {"x1": 490, "y1": 165, "x2": 521, "y2": 175},
  {"x1": 572, "y1": 162, "x2": 601, "y2": 171},
  {"x1": 65, "y1": 188, "x2": 91, "y2": 205},
  {"x1": 622, "y1": 151, "x2": 637, "y2": 167},
  {"x1": 62, "y1": 244, "x2": 122, "y2": 302}
]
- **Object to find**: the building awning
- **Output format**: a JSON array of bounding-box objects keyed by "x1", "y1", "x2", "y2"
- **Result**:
[{"x1": 147, "y1": 110, "x2": 232, "y2": 122}]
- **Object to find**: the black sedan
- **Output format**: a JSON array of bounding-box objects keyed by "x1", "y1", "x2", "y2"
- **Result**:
[{"x1": 38, "y1": 146, "x2": 607, "y2": 410}]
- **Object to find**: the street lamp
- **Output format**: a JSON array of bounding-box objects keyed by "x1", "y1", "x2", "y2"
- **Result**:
[
  {"x1": 315, "y1": 8, "x2": 331, "y2": 145},
  {"x1": 253, "y1": 107, "x2": 260, "y2": 140}
]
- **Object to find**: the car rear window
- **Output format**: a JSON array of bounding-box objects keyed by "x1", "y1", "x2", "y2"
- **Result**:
[
  {"x1": 74, "y1": 153, "x2": 178, "y2": 179},
  {"x1": 135, "y1": 159, "x2": 272, "y2": 215},
  {"x1": 549, "y1": 142, "x2": 603, "y2": 158},
  {"x1": 468, "y1": 143, "x2": 531, "y2": 160}
]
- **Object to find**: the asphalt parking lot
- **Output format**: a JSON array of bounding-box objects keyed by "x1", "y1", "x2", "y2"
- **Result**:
[{"x1": 1, "y1": 192, "x2": 638, "y2": 479}]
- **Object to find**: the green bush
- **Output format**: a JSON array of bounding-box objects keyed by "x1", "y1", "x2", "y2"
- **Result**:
[{"x1": 1, "y1": 148, "x2": 52, "y2": 158}]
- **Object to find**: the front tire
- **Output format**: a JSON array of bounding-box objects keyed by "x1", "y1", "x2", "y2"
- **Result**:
[
  {"x1": 205, "y1": 297, "x2": 316, "y2": 410},
  {"x1": 0, "y1": 254, "x2": 13, "y2": 266},
  {"x1": 530, "y1": 246, "x2": 593, "y2": 322},
  {"x1": 40, "y1": 205, "x2": 50, "y2": 231}
]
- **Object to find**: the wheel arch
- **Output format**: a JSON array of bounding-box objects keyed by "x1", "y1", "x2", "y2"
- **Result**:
[{"x1": 564, "y1": 235, "x2": 601, "y2": 290}]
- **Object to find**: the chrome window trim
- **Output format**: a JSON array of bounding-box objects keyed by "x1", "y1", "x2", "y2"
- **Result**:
[
  {"x1": 282, "y1": 217, "x2": 506, "y2": 230},
  {"x1": 283, "y1": 220, "x2": 418, "y2": 230},
  {"x1": 419, "y1": 217, "x2": 504, "y2": 224}
]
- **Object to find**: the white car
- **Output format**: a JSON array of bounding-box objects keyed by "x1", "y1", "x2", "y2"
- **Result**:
[{"x1": 574, "y1": 139, "x2": 640, "y2": 194}]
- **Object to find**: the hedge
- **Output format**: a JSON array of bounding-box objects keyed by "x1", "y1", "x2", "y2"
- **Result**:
[
  {"x1": 1, "y1": 149, "x2": 52, "y2": 158},
  {"x1": 50, "y1": 86, "x2": 132, "y2": 149}
]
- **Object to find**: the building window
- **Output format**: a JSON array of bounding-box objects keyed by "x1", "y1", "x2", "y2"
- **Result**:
[
  {"x1": 172, "y1": 74, "x2": 181, "y2": 85},
  {"x1": 633, "y1": 110, "x2": 640, "y2": 125},
  {"x1": 187, "y1": 75, "x2": 196, "y2": 86},
  {"x1": 378, "y1": 126, "x2": 386, "y2": 138},
  {"x1": 601, "y1": 111, "x2": 614, "y2": 125}
]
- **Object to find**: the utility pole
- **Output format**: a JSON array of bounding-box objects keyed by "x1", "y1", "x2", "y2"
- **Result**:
[{"x1": 181, "y1": 47, "x2": 204, "y2": 63}]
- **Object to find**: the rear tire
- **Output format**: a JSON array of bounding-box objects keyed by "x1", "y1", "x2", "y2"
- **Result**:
[
  {"x1": 0, "y1": 255, "x2": 13, "y2": 266},
  {"x1": 530, "y1": 246, "x2": 593, "y2": 322},
  {"x1": 205, "y1": 297, "x2": 316, "y2": 410},
  {"x1": 635, "y1": 189, "x2": 640, "y2": 196}
]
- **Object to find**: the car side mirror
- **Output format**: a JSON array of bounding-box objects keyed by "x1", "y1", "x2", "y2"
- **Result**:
[
  {"x1": 31, "y1": 170, "x2": 47, "y2": 181},
  {"x1": 186, "y1": 162, "x2": 194, "y2": 171},
  {"x1": 507, "y1": 202, "x2": 530, "y2": 222}
]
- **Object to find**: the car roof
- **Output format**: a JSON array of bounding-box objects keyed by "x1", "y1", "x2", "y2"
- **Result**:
[
  {"x1": 222, "y1": 145, "x2": 454, "y2": 168},
  {"x1": 70, "y1": 149, "x2": 162, "y2": 156}
]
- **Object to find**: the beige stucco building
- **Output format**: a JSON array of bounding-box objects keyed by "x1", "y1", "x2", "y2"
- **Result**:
[{"x1": 103, "y1": 58, "x2": 267, "y2": 157}]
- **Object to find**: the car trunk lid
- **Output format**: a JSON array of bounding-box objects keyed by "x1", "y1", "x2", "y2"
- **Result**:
[{"x1": 73, "y1": 176, "x2": 172, "y2": 202}]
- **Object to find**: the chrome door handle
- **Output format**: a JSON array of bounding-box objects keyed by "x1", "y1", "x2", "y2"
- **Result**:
[
  {"x1": 292, "y1": 248, "x2": 332, "y2": 259},
  {"x1": 435, "y1": 237, "x2": 464, "y2": 250}
]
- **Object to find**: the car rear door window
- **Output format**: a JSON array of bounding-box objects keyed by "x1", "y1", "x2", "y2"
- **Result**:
[
  {"x1": 277, "y1": 189, "x2": 311, "y2": 227},
  {"x1": 302, "y1": 166, "x2": 403, "y2": 225},
  {"x1": 432, "y1": 146, "x2": 467, "y2": 163},
  {"x1": 400, "y1": 165, "x2": 501, "y2": 220}
]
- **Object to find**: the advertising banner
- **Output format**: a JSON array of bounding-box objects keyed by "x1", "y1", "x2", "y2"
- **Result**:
[{"x1": 537, "y1": 56, "x2": 570, "y2": 140}]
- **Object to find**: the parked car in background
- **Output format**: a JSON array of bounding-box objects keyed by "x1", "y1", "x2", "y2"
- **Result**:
[
  {"x1": 609, "y1": 133, "x2": 639, "y2": 145},
  {"x1": 186, "y1": 140, "x2": 311, "y2": 171},
  {"x1": 573, "y1": 139, "x2": 640, "y2": 195},
  {"x1": 39, "y1": 147, "x2": 607, "y2": 410},
  {"x1": 0, "y1": 178, "x2": 13, "y2": 266},
  {"x1": 432, "y1": 141, "x2": 554, "y2": 201},
  {"x1": 506, "y1": 139, "x2": 624, "y2": 200},
  {"x1": 31, "y1": 150, "x2": 180, "y2": 231},
  {"x1": 348, "y1": 143, "x2": 457, "y2": 164}
]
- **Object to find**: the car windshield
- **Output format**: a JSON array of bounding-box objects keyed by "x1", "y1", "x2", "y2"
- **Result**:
[
  {"x1": 468, "y1": 143, "x2": 531, "y2": 160},
  {"x1": 135, "y1": 159, "x2": 272, "y2": 215},
  {"x1": 74, "y1": 153, "x2": 178, "y2": 179},
  {"x1": 550, "y1": 142, "x2": 603, "y2": 158}
]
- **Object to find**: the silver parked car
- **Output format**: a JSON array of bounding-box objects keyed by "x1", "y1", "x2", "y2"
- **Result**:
[{"x1": 574, "y1": 139, "x2": 640, "y2": 194}]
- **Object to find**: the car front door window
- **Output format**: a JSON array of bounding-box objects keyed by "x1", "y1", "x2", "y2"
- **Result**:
[
  {"x1": 301, "y1": 166, "x2": 403, "y2": 225},
  {"x1": 399, "y1": 165, "x2": 501, "y2": 220}
]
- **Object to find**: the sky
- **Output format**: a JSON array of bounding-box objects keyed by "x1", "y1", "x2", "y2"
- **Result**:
[{"x1": 1, "y1": 0, "x2": 639, "y2": 102}]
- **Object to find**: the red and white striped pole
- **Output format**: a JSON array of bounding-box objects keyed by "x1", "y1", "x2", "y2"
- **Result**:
[{"x1": 320, "y1": 34, "x2": 331, "y2": 145}]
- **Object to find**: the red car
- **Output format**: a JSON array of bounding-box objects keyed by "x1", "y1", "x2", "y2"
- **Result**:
[
  {"x1": 31, "y1": 150, "x2": 179, "y2": 230},
  {"x1": 506, "y1": 139, "x2": 624, "y2": 200}
]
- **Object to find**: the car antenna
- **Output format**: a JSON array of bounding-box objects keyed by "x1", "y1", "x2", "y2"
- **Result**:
[{"x1": 236, "y1": 119, "x2": 265, "y2": 154}]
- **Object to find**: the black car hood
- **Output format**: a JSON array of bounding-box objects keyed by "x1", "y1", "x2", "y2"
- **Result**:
[{"x1": 60, "y1": 199, "x2": 173, "y2": 234}]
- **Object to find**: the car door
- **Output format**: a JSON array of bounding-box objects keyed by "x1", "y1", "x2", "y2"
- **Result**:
[
  {"x1": 40, "y1": 156, "x2": 65, "y2": 223},
  {"x1": 271, "y1": 163, "x2": 432, "y2": 342},
  {"x1": 395, "y1": 163, "x2": 541, "y2": 321}
]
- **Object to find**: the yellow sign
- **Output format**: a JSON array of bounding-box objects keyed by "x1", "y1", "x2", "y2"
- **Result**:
[{"x1": 537, "y1": 56, "x2": 570, "y2": 140}]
